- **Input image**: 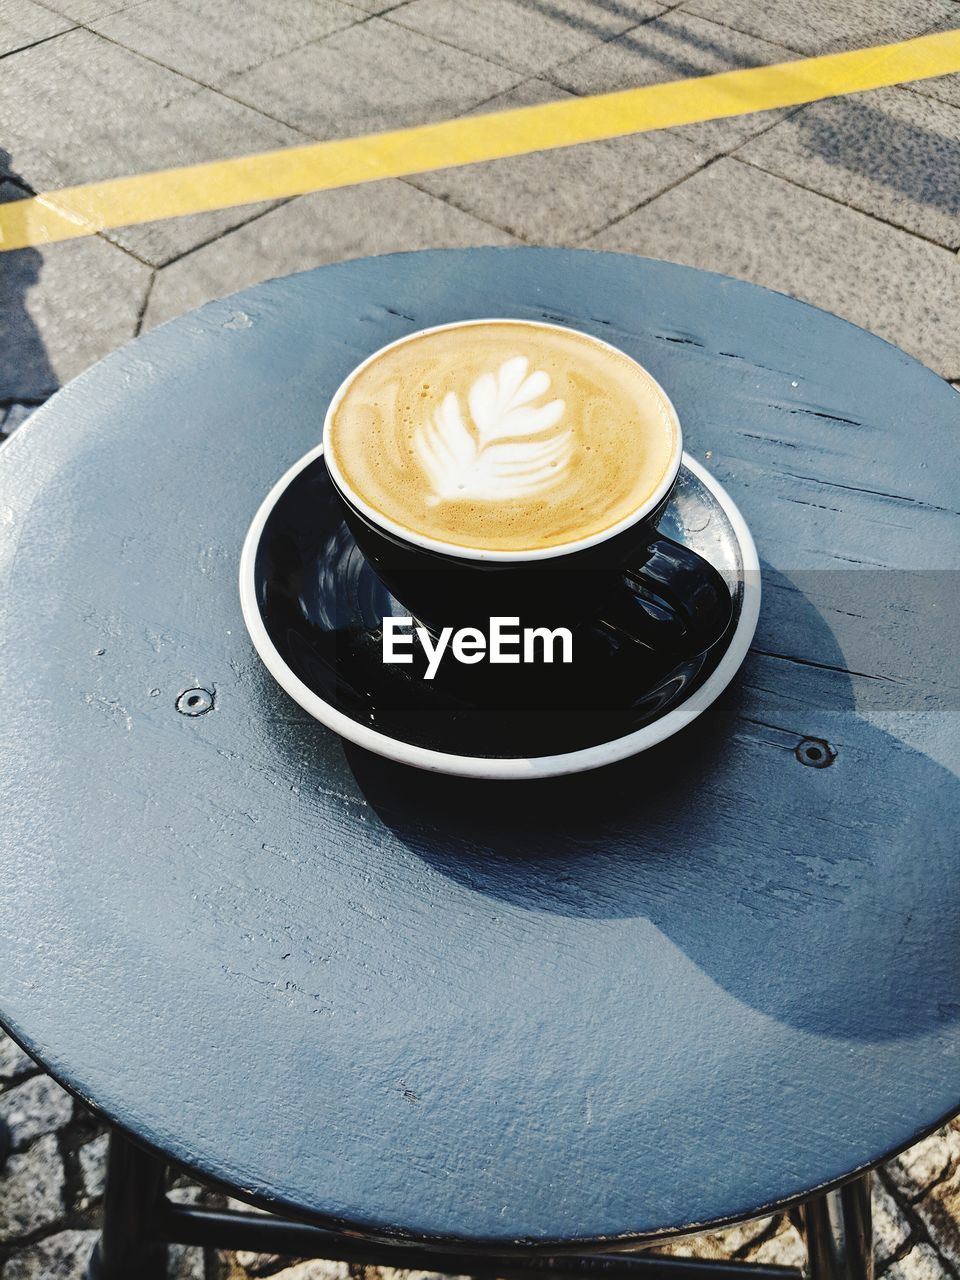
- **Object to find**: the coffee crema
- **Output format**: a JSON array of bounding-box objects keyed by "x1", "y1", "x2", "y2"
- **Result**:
[{"x1": 325, "y1": 321, "x2": 678, "y2": 553}]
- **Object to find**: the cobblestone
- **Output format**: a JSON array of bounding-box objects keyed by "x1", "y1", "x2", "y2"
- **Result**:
[
  {"x1": 76, "y1": 1133, "x2": 108, "y2": 1204},
  {"x1": 0, "y1": 1037, "x2": 34, "y2": 1084},
  {"x1": 0, "y1": 1228, "x2": 97, "y2": 1280},
  {"x1": 874, "y1": 1175, "x2": 913, "y2": 1267},
  {"x1": 885, "y1": 1242, "x2": 950, "y2": 1280},
  {"x1": 0, "y1": 1075, "x2": 73, "y2": 1151},
  {"x1": 0, "y1": 1133, "x2": 64, "y2": 1238}
]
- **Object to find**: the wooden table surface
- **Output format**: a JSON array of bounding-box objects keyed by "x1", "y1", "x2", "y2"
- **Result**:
[{"x1": 0, "y1": 248, "x2": 957, "y2": 1250}]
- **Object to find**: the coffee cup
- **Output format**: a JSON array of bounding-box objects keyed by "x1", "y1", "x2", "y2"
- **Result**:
[{"x1": 322, "y1": 319, "x2": 730, "y2": 656}]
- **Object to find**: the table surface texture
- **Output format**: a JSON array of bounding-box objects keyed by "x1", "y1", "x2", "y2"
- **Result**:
[{"x1": 0, "y1": 248, "x2": 958, "y2": 1250}]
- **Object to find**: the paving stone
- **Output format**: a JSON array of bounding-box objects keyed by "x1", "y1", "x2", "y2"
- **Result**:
[
  {"x1": 0, "y1": 1032, "x2": 35, "y2": 1082},
  {"x1": 906, "y1": 75, "x2": 960, "y2": 115},
  {"x1": 0, "y1": 0, "x2": 73, "y2": 56},
  {"x1": 224, "y1": 16, "x2": 518, "y2": 138},
  {"x1": 143, "y1": 179, "x2": 514, "y2": 329},
  {"x1": 258, "y1": 1263, "x2": 351, "y2": 1280},
  {"x1": 0, "y1": 1133, "x2": 64, "y2": 1237},
  {"x1": 78, "y1": 1132, "x2": 109, "y2": 1203},
  {"x1": 739, "y1": 86, "x2": 960, "y2": 250},
  {"x1": 587, "y1": 157, "x2": 960, "y2": 376},
  {"x1": 0, "y1": 28, "x2": 301, "y2": 265},
  {"x1": 233, "y1": 1246, "x2": 285, "y2": 1273},
  {"x1": 0, "y1": 1074, "x2": 73, "y2": 1150},
  {"x1": 549, "y1": 10, "x2": 796, "y2": 154},
  {"x1": 92, "y1": 0, "x2": 359, "y2": 88},
  {"x1": 653, "y1": 1216, "x2": 773, "y2": 1259},
  {"x1": 1, "y1": 1228, "x2": 98, "y2": 1280},
  {"x1": 169, "y1": 1242, "x2": 206, "y2": 1280},
  {"x1": 874, "y1": 1176, "x2": 913, "y2": 1267},
  {"x1": 744, "y1": 1217, "x2": 806, "y2": 1268},
  {"x1": 341, "y1": 0, "x2": 413, "y2": 11},
  {"x1": 354, "y1": 1270, "x2": 465, "y2": 1280},
  {"x1": 885, "y1": 1242, "x2": 950, "y2": 1280},
  {"x1": 0, "y1": 210, "x2": 152, "y2": 399},
  {"x1": 389, "y1": 0, "x2": 665, "y2": 77},
  {"x1": 906, "y1": 1160, "x2": 960, "y2": 1273},
  {"x1": 409, "y1": 77, "x2": 707, "y2": 242},
  {"x1": 887, "y1": 1123, "x2": 960, "y2": 1200},
  {"x1": 32, "y1": 0, "x2": 129, "y2": 19},
  {"x1": 678, "y1": 0, "x2": 958, "y2": 56}
]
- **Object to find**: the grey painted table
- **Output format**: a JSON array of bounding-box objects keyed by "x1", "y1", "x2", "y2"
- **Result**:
[{"x1": 0, "y1": 249, "x2": 958, "y2": 1279}]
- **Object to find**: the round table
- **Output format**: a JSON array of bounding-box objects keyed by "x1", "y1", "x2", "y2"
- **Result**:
[{"x1": 1, "y1": 249, "x2": 958, "y2": 1275}]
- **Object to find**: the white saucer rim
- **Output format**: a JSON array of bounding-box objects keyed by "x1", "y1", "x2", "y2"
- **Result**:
[{"x1": 238, "y1": 444, "x2": 761, "y2": 780}]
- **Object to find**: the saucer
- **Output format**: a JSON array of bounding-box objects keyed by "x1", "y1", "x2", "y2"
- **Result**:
[{"x1": 239, "y1": 446, "x2": 760, "y2": 780}]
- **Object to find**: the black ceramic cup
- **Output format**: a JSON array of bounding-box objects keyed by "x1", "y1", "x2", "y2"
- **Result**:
[{"x1": 322, "y1": 321, "x2": 731, "y2": 656}]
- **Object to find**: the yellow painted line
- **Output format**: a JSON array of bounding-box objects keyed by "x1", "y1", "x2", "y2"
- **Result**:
[{"x1": 3, "y1": 28, "x2": 960, "y2": 252}]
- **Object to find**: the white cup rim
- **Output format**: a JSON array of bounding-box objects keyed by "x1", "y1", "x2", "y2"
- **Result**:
[{"x1": 321, "y1": 317, "x2": 684, "y2": 563}]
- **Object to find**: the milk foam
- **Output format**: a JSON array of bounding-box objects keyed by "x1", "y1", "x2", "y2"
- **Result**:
[
  {"x1": 415, "y1": 356, "x2": 569, "y2": 504},
  {"x1": 326, "y1": 322, "x2": 678, "y2": 553}
]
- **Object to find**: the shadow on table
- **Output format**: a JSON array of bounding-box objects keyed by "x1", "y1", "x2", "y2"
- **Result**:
[
  {"x1": 347, "y1": 562, "x2": 960, "y2": 1043},
  {"x1": 0, "y1": 149, "x2": 58, "y2": 430}
]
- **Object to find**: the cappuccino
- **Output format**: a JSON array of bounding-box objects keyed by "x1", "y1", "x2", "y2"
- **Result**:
[{"x1": 325, "y1": 321, "x2": 678, "y2": 554}]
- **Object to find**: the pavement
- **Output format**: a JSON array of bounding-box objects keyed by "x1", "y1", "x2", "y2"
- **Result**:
[{"x1": 1, "y1": 0, "x2": 960, "y2": 1276}]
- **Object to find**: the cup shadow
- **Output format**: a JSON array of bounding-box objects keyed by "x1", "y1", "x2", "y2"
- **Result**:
[{"x1": 344, "y1": 561, "x2": 960, "y2": 1044}]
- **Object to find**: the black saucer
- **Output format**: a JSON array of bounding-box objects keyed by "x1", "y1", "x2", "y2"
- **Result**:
[{"x1": 240, "y1": 447, "x2": 760, "y2": 777}]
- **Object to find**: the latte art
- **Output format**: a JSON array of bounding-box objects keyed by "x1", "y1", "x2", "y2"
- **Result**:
[
  {"x1": 415, "y1": 356, "x2": 570, "y2": 504},
  {"x1": 325, "y1": 321, "x2": 679, "y2": 553}
]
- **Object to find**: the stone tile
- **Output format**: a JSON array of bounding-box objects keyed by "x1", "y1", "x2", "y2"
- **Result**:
[
  {"x1": 32, "y1": 0, "x2": 128, "y2": 19},
  {"x1": 874, "y1": 1176, "x2": 912, "y2": 1267},
  {"x1": 0, "y1": 0, "x2": 73, "y2": 56},
  {"x1": 143, "y1": 179, "x2": 514, "y2": 328},
  {"x1": 78, "y1": 1132, "x2": 109, "y2": 1203},
  {"x1": 887, "y1": 1123, "x2": 960, "y2": 1200},
  {"x1": 903, "y1": 1133, "x2": 960, "y2": 1274},
  {"x1": 678, "y1": 0, "x2": 957, "y2": 56},
  {"x1": 549, "y1": 10, "x2": 796, "y2": 153},
  {"x1": 586, "y1": 157, "x2": 960, "y2": 376},
  {"x1": 342, "y1": 0, "x2": 411, "y2": 11},
  {"x1": 739, "y1": 87, "x2": 960, "y2": 250},
  {"x1": 744, "y1": 1217, "x2": 806, "y2": 1268},
  {"x1": 907, "y1": 76, "x2": 960, "y2": 114},
  {"x1": 885, "y1": 1242, "x2": 950, "y2": 1280},
  {"x1": 389, "y1": 0, "x2": 666, "y2": 77},
  {"x1": 92, "y1": 0, "x2": 359, "y2": 87},
  {"x1": 0, "y1": 1132, "x2": 64, "y2": 1237},
  {"x1": 261, "y1": 1263, "x2": 352, "y2": 1280},
  {"x1": 410, "y1": 77, "x2": 707, "y2": 241},
  {"x1": 902, "y1": 11, "x2": 960, "y2": 115},
  {"x1": 2, "y1": 1228, "x2": 98, "y2": 1280},
  {"x1": 0, "y1": 1074, "x2": 73, "y2": 1149},
  {"x1": 224, "y1": 16, "x2": 518, "y2": 137},
  {"x1": 0, "y1": 28, "x2": 301, "y2": 264},
  {"x1": 0, "y1": 1031, "x2": 35, "y2": 1081},
  {"x1": 0, "y1": 214, "x2": 152, "y2": 399},
  {"x1": 169, "y1": 1242, "x2": 205, "y2": 1280},
  {"x1": 653, "y1": 1215, "x2": 773, "y2": 1259}
]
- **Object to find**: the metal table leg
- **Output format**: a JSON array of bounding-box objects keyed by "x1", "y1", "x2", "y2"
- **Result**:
[
  {"x1": 801, "y1": 1175, "x2": 873, "y2": 1280},
  {"x1": 87, "y1": 1129, "x2": 168, "y2": 1280}
]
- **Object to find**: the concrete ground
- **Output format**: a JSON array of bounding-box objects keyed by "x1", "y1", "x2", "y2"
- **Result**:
[{"x1": 1, "y1": 0, "x2": 960, "y2": 1276}]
